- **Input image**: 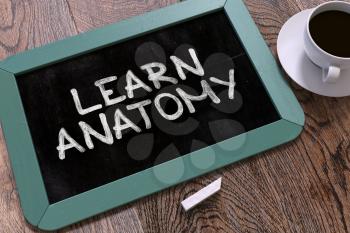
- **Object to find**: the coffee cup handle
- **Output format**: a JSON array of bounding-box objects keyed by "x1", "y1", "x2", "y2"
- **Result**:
[{"x1": 322, "y1": 65, "x2": 341, "y2": 83}]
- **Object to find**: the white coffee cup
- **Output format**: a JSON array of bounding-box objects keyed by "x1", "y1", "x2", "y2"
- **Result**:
[{"x1": 304, "y1": 1, "x2": 350, "y2": 83}]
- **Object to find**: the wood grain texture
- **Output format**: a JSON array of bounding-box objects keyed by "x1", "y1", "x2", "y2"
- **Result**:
[
  {"x1": 0, "y1": 0, "x2": 349, "y2": 232},
  {"x1": 66, "y1": 0, "x2": 179, "y2": 33},
  {"x1": 0, "y1": 0, "x2": 76, "y2": 60}
]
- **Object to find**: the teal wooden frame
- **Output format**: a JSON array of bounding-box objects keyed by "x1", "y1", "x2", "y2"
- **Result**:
[{"x1": 0, "y1": 0, "x2": 304, "y2": 230}]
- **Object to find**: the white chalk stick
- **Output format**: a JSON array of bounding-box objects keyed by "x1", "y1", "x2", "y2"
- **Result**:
[{"x1": 181, "y1": 177, "x2": 222, "y2": 211}]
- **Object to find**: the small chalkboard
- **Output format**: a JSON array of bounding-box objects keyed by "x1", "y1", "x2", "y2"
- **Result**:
[{"x1": 0, "y1": 0, "x2": 304, "y2": 230}]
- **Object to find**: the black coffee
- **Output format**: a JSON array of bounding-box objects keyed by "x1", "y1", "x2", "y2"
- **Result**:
[{"x1": 309, "y1": 10, "x2": 350, "y2": 57}]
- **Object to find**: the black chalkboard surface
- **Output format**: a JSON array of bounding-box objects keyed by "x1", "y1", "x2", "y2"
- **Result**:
[{"x1": 16, "y1": 11, "x2": 280, "y2": 204}]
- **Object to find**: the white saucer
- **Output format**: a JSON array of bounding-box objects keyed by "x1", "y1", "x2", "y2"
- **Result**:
[{"x1": 277, "y1": 9, "x2": 350, "y2": 97}]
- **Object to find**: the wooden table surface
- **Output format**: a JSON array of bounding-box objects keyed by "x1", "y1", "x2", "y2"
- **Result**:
[{"x1": 0, "y1": 0, "x2": 349, "y2": 232}]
